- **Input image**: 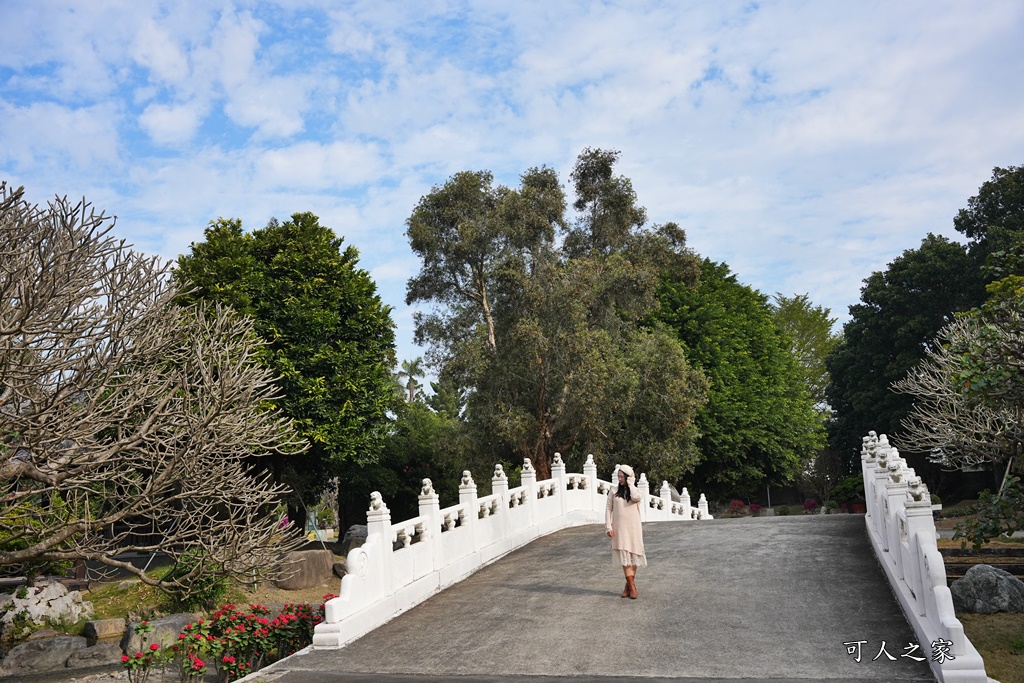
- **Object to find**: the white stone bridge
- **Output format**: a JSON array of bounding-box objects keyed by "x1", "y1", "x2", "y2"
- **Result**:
[{"x1": 247, "y1": 437, "x2": 988, "y2": 683}]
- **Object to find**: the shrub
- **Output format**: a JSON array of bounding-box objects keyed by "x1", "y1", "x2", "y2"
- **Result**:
[
  {"x1": 776, "y1": 505, "x2": 792, "y2": 516},
  {"x1": 748, "y1": 503, "x2": 761, "y2": 516},
  {"x1": 954, "y1": 476, "x2": 1024, "y2": 552},
  {"x1": 830, "y1": 475, "x2": 865, "y2": 506},
  {"x1": 803, "y1": 500, "x2": 819, "y2": 514},
  {"x1": 162, "y1": 551, "x2": 230, "y2": 613},
  {"x1": 727, "y1": 499, "x2": 747, "y2": 516}
]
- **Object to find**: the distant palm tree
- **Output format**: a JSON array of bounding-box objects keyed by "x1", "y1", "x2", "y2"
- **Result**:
[{"x1": 396, "y1": 357, "x2": 425, "y2": 403}]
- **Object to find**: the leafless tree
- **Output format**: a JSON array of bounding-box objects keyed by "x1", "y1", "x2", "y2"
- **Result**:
[
  {"x1": 800, "y1": 449, "x2": 847, "y2": 508},
  {"x1": 0, "y1": 182, "x2": 306, "y2": 592},
  {"x1": 892, "y1": 316, "x2": 1023, "y2": 476}
]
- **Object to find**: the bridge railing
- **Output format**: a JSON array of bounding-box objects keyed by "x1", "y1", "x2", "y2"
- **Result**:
[
  {"x1": 313, "y1": 453, "x2": 712, "y2": 648},
  {"x1": 860, "y1": 431, "x2": 987, "y2": 683}
]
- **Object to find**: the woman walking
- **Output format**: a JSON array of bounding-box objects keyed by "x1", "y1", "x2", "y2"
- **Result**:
[{"x1": 606, "y1": 464, "x2": 645, "y2": 599}]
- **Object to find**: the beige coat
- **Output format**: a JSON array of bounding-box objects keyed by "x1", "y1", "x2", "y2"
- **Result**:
[{"x1": 605, "y1": 483, "x2": 644, "y2": 556}]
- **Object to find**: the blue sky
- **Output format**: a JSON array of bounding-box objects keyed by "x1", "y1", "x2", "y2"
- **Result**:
[{"x1": 3, "y1": 1, "x2": 1024, "y2": 371}]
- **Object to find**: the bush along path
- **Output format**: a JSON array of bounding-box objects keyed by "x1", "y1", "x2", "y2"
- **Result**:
[{"x1": 121, "y1": 597, "x2": 335, "y2": 683}]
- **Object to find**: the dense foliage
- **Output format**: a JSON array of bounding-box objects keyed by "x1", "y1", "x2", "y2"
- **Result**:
[
  {"x1": 657, "y1": 259, "x2": 825, "y2": 498},
  {"x1": 406, "y1": 149, "x2": 709, "y2": 484},
  {"x1": 825, "y1": 235, "x2": 987, "y2": 462},
  {"x1": 174, "y1": 214, "x2": 396, "y2": 525}
]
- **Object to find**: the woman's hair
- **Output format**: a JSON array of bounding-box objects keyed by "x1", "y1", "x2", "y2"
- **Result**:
[{"x1": 615, "y1": 481, "x2": 632, "y2": 501}]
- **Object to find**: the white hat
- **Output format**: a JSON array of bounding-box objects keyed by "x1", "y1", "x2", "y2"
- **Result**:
[{"x1": 618, "y1": 464, "x2": 635, "y2": 480}]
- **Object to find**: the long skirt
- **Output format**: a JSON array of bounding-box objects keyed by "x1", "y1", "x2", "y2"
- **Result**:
[{"x1": 613, "y1": 549, "x2": 647, "y2": 567}]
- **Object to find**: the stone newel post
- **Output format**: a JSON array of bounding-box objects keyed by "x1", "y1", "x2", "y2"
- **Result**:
[
  {"x1": 552, "y1": 452, "x2": 568, "y2": 515},
  {"x1": 418, "y1": 479, "x2": 441, "y2": 570},
  {"x1": 660, "y1": 481, "x2": 673, "y2": 516},
  {"x1": 492, "y1": 464, "x2": 509, "y2": 538},
  {"x1": 366, "y1": 491, "x2": 392, "y2": 595},
  {"x1": 584, "y1": 454, "x2": 598, "y2": 509},
  {"x1": 697, "y1": 493, "x2": 710, "y2": 520},
  {"x1": 637, "y1": 473, "x2": 650, "y2": 522},
  {"x1": 521, "y1": 458, "x2": 537, "y2": 526},
  {"x1": 681, "y1": 487, "x2": 692, "y2": 519},
  {"x1": 459, "y1": 471, "x2": 478, "y2": 551}
]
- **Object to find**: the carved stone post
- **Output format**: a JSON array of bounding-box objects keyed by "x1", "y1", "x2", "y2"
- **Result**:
[
  {"x1": 660, "y1": 481, "x2": 673, "y2": 517},
  {"x1": 366, "y1": 491, "x2": 393, "y2": 597},
  {"x1": 418, "y1": 479, "x2": 442, "y2": 570},
  {"x1": 583, "y1": 454, "x2": 598, "y2": 511},
  {"x1": 491, "y1": 464, "x2": 509, "y2": 539},
  {"x1": 521, "y1": 458, "x2": 537, "y2": 527},
  {"x1": 681, "y1": 487, "x2": 692, "y2": 519},
  {"x1": 552, "y1": 452, "x2": 568, "y2": 516},
  {"x1": 637, "y1": 473, "x2": 650, "y2": 522},
  {"x1": 697, "y1": 493, "x2": 710, "y2": 520},
  {"x1": 904, "y1": 477, "x2": 934, "y2": 616},
  {"x1": 884, "y1": 460, "x2": 909, "y2": 577},
  {"x1": 459, "y1": 471, "x2": 478, "y2": 551}
]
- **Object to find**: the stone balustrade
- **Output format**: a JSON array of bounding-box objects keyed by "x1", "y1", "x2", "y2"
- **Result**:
[
  {"x1": 313, "y1": 455, "x2": 712, "y2": 648},
  {"x1": 859, "y1": 431, "x2": 987, "y2": 683}
]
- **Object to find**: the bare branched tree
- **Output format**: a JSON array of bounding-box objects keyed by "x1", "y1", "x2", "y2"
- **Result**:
[
  {"x1": 800, "y1": 449, "x2": 847, "y2": 508},
  {"x1": 893, "y1": 316, "x2": 1023, "y2": 473},
  {"x1": 0, "y1": 182, "x2": 306, "y2": 592}
]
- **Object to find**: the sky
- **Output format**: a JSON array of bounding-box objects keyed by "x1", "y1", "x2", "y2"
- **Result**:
[{"x1": 3, "y1": 0, "x2": 1024, "y2": 372}]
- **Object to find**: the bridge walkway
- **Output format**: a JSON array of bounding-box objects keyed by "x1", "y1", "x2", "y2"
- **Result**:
[{"x1": 252, "y1": 515, "x2": 934, "y2": 682}]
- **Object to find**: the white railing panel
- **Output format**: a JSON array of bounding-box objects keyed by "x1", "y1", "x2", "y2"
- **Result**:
[
  {"x1": 859, "y1": 432, "x2": 987, "y2": 683},
  {"x1": 314, "y1": 455, "x2": 713, "y2": 650}
]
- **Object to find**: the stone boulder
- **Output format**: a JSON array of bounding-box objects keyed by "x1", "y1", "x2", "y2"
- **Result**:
[
  {"x1": 0, "y1": 582, "x2": 94, "y2": 630},
  {"x1": 333, "y1": 559, "x2": 347, "y2": 579},
  {"x1": 274, "y1": 549, "x2": 335, "y2": 590},
  {"x1": 85, "y1": 617, "x2": 126, "y2": 642},
  {"x1": 951, "y1": 564, "x2": 1024, "y2": 614},
  {"x1": 66, "y1": 642, "x2": 123, "y2": 669},
  {"x1": 0, "y1": 635, "x2": 86, "y2": 675},
  {"x1": 120, "y1": 613, "x2": 202, "y2": 655},
  {"x1": 342, "y1": 524, "x2": 368, "y2": 555}
]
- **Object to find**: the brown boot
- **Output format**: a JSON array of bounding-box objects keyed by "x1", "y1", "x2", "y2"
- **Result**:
[
  {"x1": 626, "y1": 575, "x2": 637, "y2": 599},
  {"x1": 621, "y1": 580, "x2": 630, "y2": 598}
]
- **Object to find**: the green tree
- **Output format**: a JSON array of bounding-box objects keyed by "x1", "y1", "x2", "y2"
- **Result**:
[
  {"x1": 825, "y1": 234, "x2": 987, "y2": 463},
  {"x1": 657, "y1": 259, "x2": 825, "y2": 498},
  {"x1": 406, "y1": 150, "x2": 707, "y2": 483},
  {"x1": 396, "y1": 357, "x2": 426, "y2": 403},
  {"x1": 770, "y1": 293, "x2": 840, "y2": 409},
  {"x1": 174, "y1": 213, "x2": 396, "y2": 526}
]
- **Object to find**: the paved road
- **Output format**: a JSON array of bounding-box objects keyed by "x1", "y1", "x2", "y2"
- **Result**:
[{"x1": 250, "y1": 515, "x2": 935, "y2": 682}]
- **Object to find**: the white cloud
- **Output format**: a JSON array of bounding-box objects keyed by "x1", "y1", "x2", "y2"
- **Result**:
[
  {"x1": 138, "y1": 100, "x2": 206, "y2": 145},
  {"x1": 0, "y1": 101, "x2": 122, "y2": 171},
  {"x1": 132, "y1": 19, "x2": 190, "y2": 86}
]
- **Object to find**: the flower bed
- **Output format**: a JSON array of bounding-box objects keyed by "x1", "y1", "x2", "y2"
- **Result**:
[{"x1": 122, "y1": 595, "x2": 337, "y2": 682}]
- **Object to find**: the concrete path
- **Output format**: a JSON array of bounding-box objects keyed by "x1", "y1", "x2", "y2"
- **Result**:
[{"x1": 252, "y1": 515, "x2": 935, "y2": 682}]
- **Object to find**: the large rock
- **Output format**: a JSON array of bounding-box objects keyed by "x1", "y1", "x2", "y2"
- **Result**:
[
  {"x1": 0, "y1": 635, "x2": 86, "y2": 674},
  {"x1": 342, "y1": 524, "x2": 368, "y2": 555},
  {"x1": 120, "y1": 613, "x2": 202, "y2": 655},
  {"x1": 333, "y1": 559, "x2": 347, "y2": 579},
  {"x1": 274, "y1": 549, "x2": 335, "y2": 590},
  {"x1": 66, "y1": 642, "x2": 123, "y2": 669},
  {"x1": 0, "y1": 582, "x2": 94, "y2": 628},
  {"x1": 85, "y1": 617, "x2": 126, "y2": 641},
  {"x1": 951, "y1": 564, "x2": 1024, "y2": 614}
]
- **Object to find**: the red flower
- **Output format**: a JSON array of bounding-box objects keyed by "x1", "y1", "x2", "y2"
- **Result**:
[
  {"x1": 135, "y1": 652, "x2": 143, "y2": 659},
  {"x1": 121, "y1": 655, "x2": 130, "y2": 663},
  {"x1": 150, "y1": 643, "x2": 159, "y2": 651},
  {"x1": 179, "y1": 633, "x2": 186, "y2": 640}
]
